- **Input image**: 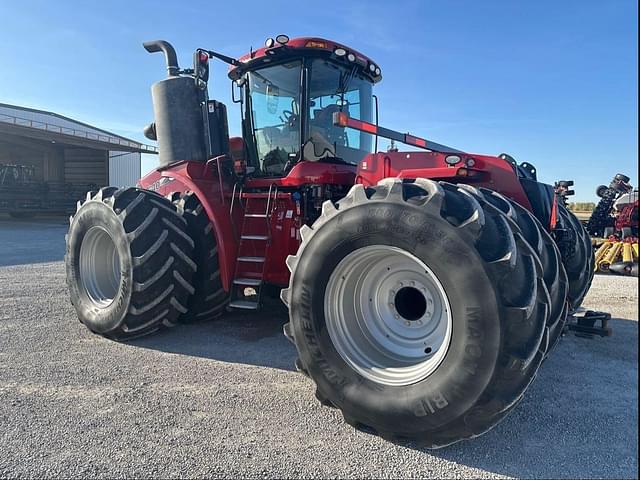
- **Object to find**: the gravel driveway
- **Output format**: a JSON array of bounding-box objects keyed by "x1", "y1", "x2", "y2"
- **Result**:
[{"x1": 0, "y1": 218, "x2": 637, "y2": 478}]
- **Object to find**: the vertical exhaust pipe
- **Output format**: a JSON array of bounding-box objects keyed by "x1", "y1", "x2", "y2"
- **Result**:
[
  {"x1": 143, "y1": 40, "x2": 180, "y2": 77},
  {"x1": 144, "y1": 40, "x2": 207, "y2": 166}
]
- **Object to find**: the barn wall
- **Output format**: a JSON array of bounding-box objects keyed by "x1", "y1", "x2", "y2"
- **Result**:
[
  {"x1": 63, "y1": 148, "x2": 108, "y2": 186},
  {"x1": 0, "y1": 140, "x2": 47, "y2": 182},
  {"x1": 109, "y1": 151, "x2": 141, "y2": 187},
  {"x1": 43, "y1": 148, "x2": 65, "y2": 182}
]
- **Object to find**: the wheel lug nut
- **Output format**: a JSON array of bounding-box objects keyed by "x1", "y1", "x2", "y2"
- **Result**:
[{"x1": 405, "y1": 321, "x2": 411, "y2": 326}]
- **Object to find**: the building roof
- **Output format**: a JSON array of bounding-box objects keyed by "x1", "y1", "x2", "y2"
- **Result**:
[{"x1": 0, "y1": 102, "x2": 157, "y2": 154}]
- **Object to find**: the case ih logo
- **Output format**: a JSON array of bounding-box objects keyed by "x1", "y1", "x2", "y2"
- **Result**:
[{"x1": 146, "y1": 177, "x2": 174, "y2": 191}]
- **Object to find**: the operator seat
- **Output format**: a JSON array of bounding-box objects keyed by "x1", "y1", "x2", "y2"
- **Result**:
[
  {"x1": 303, "y1": 135, "x2": 335, "y2": 161},
  {"x1": 229, "y1": 136, "x2": 247, "y2": 175},
  {"x1": 305, "y1": 104, "x2": 344, "y2": 161},
  {"x1": 256, "y1": 127, "x2": 284, "y2": 147}
]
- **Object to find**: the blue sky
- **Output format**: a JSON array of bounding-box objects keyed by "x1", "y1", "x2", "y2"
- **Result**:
[{"x1": 0, "y1": 0, "x2": 636, "y2": 201}]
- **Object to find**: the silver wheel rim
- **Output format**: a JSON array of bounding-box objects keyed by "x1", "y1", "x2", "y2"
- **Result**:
[
  {"x1": 79, "y1": 226, "x2": 121, "y2": 308},
  {"x1": 325, "y1": 245, "x2": 452, "y2": 386}
]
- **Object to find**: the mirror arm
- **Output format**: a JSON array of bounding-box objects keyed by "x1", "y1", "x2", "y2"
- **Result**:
[{"x1": 201, "y1": 49, "x2": 241, "y2": 67}]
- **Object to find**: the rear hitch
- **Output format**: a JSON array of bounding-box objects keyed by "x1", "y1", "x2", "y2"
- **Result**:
[{"x1": 565, "y1": 309, "x2": 612, "y2": 338}]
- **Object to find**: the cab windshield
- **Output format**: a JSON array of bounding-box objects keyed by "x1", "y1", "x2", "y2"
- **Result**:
[
  {"x1": 307, "y1": 58, "x2": 373, "y2": 165},
  {"x1": 247, "y1": 60, "x2": 302, "y2": 176},
  {"x1": 245, "y1": 58, "x2": 374, "y2": 176}
]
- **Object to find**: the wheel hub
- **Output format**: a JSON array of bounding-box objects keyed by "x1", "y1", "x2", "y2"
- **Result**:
[
  {"x1": 79, "y1": 226, "x2": 121, "y2": 308},
  {"x1": 324, "y1": 245, "x2": 453, "y2": 386},
  {"x1": 394, "y1": 286, "x2": 428, "y2": 322}
]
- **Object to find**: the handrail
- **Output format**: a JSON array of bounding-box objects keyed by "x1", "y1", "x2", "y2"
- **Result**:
[
  {"x1": 230, "y1": 182, "x2": 277, "y2": 219},
  {"x1": 0, "y1": 112, "x2": 158, "y2": 153},
  {"x1": 230, "y1": 181, "x2": 239, "y2": 217},
  {"x1": 265, "y1": 183, "x2": 279, "y2": 219},
  {"x1": 214, "y1": 156, "x2": 225, "y2": 205}
]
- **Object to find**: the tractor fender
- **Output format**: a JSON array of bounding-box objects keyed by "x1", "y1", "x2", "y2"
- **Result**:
[{"x1": 139, "y1": 164, "x2": 237, "y2": 292}]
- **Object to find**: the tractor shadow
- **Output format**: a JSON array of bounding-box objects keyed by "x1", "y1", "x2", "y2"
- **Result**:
[
  {"x1": 130, "y1": 299, "x2": 297, "y2": 372},
  {"x1": 394, "y1": 315, "x2": 639, "y2": 479},
  {"x1": 132, "y1": 309, "x2": 637, "y2": 478}
]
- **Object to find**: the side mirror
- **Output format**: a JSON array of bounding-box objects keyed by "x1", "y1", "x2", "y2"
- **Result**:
[{"x1": 193, "y1": 49, "x2": 210, "y2": 89}]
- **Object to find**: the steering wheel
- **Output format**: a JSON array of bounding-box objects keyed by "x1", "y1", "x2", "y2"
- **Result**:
[
  {"x1": 280, "y1": 110, "x2": 293, "y2": 122},
  {"x1": 279, "y1": 109, "x2": 298, "y2": 129}
]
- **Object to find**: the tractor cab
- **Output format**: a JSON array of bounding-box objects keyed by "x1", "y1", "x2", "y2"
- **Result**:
[{"x1": 228, "y1": 37, "x2": 380, "y2": 178}]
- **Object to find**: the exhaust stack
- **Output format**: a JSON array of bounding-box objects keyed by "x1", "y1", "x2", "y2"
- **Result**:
[{"x1": 144, "y1": 40, "x2": 207, "y2": 167}]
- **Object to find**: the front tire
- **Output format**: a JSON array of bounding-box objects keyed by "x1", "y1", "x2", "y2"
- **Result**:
[
  {"x1": 282, "y1": 178, "x2": 551, "y2": 447},
  {"x1": 65, "y1": 187, "x2": 196, "y2": 340}
]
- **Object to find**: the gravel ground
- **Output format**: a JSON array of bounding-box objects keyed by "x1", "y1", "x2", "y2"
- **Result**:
[
  {"x1": 0, "y1": 215, "x2": 68, "y2": 267},
  {"x1": 0, "y1": 218, "x2": 637, "y2": 478}
]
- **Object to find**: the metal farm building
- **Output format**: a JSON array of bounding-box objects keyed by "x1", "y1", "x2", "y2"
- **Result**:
[{"x1": 0, "y1": 103, "x2": 156, "y2": 217}]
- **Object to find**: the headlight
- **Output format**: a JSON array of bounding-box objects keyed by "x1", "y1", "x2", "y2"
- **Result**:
[{"x1": 445, "y1": 155, "x2": 461, "y2": 166}]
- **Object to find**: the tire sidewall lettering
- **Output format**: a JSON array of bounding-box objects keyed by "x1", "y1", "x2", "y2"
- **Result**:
[{"x1": 67, "y1": 201, "x2": 132, "y2": 334}]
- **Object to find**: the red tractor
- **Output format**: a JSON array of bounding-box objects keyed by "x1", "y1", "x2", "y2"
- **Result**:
[
  {"x1": 588, "y1": 173, "x2": 638, "y2": 239},
  {"x1": 64, "y1": 36, "x2": 594, "y2": 447}
]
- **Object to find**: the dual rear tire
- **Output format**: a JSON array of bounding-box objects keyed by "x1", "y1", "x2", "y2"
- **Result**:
[
  {"x1": 282, "y1": 178, "x2": 561, "y2": 447},
  {"x1": 554, "y1": 202, "x2": 595, "y2": 311},
  {"x1": 65, "y1": 187, "x2": 225, "y2": 340},
  {"x1": 173, "y1": 193, "x2": 228, "y2": 322}
]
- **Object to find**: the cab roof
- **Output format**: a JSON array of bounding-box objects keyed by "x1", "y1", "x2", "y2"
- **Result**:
[{"x1": 228, "y1": 36, "x2": 382, "y2": 83}]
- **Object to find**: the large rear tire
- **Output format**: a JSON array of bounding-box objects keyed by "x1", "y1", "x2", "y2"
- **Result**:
[
  {"x1": 555, "y1": 202, "x2": 594, "y2": 311},
  {"x1": 172, "y1": 192, "x2": 227, "y2": 322},
  {"x1": 282, "y1": 178, "x2": 551, "y2": 447},
  {"x1": 65, "y1": 187, "x2": 196, "y2": 340},
  {"x1": 464, "y1": 186, "x2": 569, "y2": 352}
]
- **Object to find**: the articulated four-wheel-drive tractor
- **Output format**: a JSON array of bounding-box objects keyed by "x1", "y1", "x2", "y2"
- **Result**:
[{"x1": 64, "y1": 36, "x2": 595, "y2": 447}]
